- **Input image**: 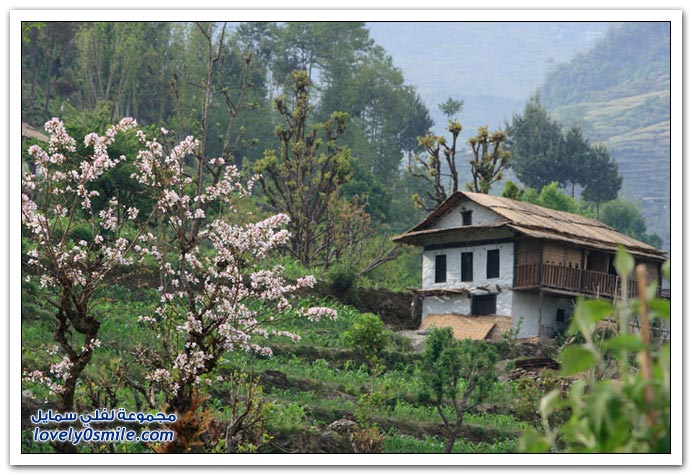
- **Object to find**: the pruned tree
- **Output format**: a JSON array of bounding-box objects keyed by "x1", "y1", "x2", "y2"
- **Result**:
[
  {"x1": 408, "y1": 119, "x2": 462, "y2": 211},
  {"x1": 254, "y1": 69, "x2": 352, "y2": 267},
  {"x1": 466, "y1": 126, "x2": 511, "y2": 194}
]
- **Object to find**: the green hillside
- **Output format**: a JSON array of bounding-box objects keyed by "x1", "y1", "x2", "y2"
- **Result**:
[{"x1": 539, "y1": 22, "x2": 671, "y2": 253}]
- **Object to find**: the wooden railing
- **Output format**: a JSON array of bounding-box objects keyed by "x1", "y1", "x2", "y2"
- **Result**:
[{"x1": 514, "y1": 263, "x2": 641, "y2": 299}]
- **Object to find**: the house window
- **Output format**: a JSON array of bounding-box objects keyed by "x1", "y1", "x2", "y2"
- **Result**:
[
  {"x1": 556, "y1": 308, "x2": 566, "y2": 323},
  {"x1": 487, "y1": 249, "x2": 500, "y2": 279},
  {"x1": 472, "y1": 294, "x2": 497, "y2": 315},
  {"x1": 461, "y1": 252, "x2": 473, "y2": 282},
  {"x1": 461, "y1": 210, "x2": 473, "y2": 226},
  {"x1": 434, "y1": 254, "x2": 447, "y2": 283}
]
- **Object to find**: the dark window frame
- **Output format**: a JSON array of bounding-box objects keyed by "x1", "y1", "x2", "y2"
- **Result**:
[
  {"x1": 471, "y1": 294, "x2": 497, "y2": 316},
  {"x1": 461, "y1": 252, "x2": 473, "y2": 282},
  {"x1": 461, "y1": 210, "x2": 473, "y2": 226},
  {"x1": 486, "y1": 249, "x2": 500, "y2": 279},
  {"x1": 434, "y1": 254, "x2": 447, "y2": 283}
]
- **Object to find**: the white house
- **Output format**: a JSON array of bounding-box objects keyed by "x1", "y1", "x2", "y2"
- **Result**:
[{"x1": 393, "y1": 192, "x2": 667, "y2": 339}]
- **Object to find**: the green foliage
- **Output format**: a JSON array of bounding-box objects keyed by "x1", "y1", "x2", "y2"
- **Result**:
[
  {"x1": 536, "y1": 182, "x2": 579, "y2": 213},
  {"x1": 506, "y1": 95, "x2": 566, "y2": 190},
  {"x1": 344, "y1": 313, "x2": 388, "y2": 368},
  {"x1": 211, "y1": 371, "x2": 273, "y2": 453},
  {"x1": 507, "y1": 95, "x2": 622, "y2": 213},
  {"x1": 254, "y1": 70, "x2": 354, "y2": 267},
  {"x1": 327, "y1": 264, "x2": 359, "y2": 295},
  {"x1": 601, "y1": 198, "x2": 663, "y2": 248},
  {"x1": 438, "y1": 97, "x2": 464, "y2": 119},
  {"x1": 501, "y1": 181, "x2": 524, "y2": 200},
  {"x1": 581, "y1": 143, "x2": 622, "y2": 213},
  {"x1": 511, "y1": 372, "x2": 566, "y2": 429},
  {"x1": 520, "y1": 252, "x2": 671, "y2": 454},
  {"x1": 419, "y1": 328, "x2": 498, "y2": 453}
]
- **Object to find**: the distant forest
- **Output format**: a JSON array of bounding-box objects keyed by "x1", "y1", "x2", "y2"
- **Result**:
[{"x1": 21, "y1": 21, "x2": 669, "y2": 261}]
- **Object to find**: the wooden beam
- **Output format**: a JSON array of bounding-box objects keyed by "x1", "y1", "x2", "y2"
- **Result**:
[{"x1": 423, "y1": 237, "x2": 515, "y2": 251}]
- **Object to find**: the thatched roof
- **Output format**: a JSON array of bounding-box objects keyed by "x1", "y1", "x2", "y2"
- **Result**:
[
  {"x1": 393, "y1": 191, "x2": 666, "y2": 261},
  {"x1": 421, "y1": 314, "x2": 513, "y2": 341}
]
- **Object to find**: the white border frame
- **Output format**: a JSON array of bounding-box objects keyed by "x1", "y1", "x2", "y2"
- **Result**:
[{"x1": 8, "y1": 8, "x2": 682, "y2": 466}]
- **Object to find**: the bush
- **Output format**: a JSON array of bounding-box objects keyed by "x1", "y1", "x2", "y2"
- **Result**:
[{"x1": 343, "y1": 313, "x2": 388, "y2": 368}]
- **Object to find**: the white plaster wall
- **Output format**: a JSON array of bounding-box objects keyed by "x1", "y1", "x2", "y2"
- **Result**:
[
  {"x1": 422, "y1": 241, "x2": 514, "y2": 290},
  {"x1": 420, "y1": 240, "x2": 514, "y2": 321},
  {"x1": 431, "y1": 200, "x2": 504, "y2": 229},
  {"x1": 423, "y1": 295, "x2": 470, "y2": 317},
  {"x1": 511, "y1": 292, "x2": 574, "y2": 338},
  {"x1": 421, "y1": 290, "x2": 513, "y2": 320}
]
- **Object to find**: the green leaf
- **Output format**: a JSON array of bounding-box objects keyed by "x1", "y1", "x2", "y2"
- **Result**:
[
  {"x1": 662, "y1": 260, "x2": 670, "y2": 282},
  {"x1": 583, "y1": 300, "x2": 614, "y2": 323},
  {"x1": 519, "y1": 430, "x2": 551, "y2": 453},
  {"x1": 588, "y1": 381, "x2": 627, "y2": 448},
  {"x1": 649, "y1": 298, "x2": 670, "y2": 322},
  {"x1": 569, "y1": 298, "x2": 613, "y2": 339},
  {"x1": 561, "y1": 345, "x2": 598, "y2": 375},
  {"x1": 614, "y1": 246, "x2": 634, "y2": 280},
  {"x1": 568, "y1": 380, "x2": 586, "y2": 417},
  {"x1": 602, "y1": 334, "x2": 645, "y2": 353},
  {"x1": 539, "y1": 389, "x2": 561, "y2": 419}
]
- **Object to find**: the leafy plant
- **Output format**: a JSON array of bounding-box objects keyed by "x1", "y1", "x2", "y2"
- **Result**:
[
  {"x1": 343, "y1": 313, "x2": 388, "y2": 369},
  {"x1": 520, "y1": 248, "x2": 671, "y2": 453},
  {"x1": 419, "y1": 328, "x2": 498, "y2": 453}
]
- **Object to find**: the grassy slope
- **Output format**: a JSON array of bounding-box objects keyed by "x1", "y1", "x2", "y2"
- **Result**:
[{"x1": 22, "y1": 283, "x2": 531, "y2": 454}]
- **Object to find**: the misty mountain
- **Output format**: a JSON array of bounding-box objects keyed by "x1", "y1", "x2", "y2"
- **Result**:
[
  {"x1": 367, "y1": 21, "x2": 615, "y2": 137},
  {"x1": 538, "y1": 22, "x2": 671, "y2": 253}
]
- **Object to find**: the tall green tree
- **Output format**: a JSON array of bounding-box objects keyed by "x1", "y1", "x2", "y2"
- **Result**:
[
  {"x1": 254, "y1": 70, "x2": 352, "y2": 267},
  {"x1": 581, "y1": 143, "x2": 622, "y2": 218},
  {"x1": 506, "y1": 95, "x2": 566, "y2": 190},
  {"x1": 562, "y1": 125, "x2": 591, "y2": 197},
  {"x1": 21, "y1": 22, "x2": 79, "y2": 122},
  {"x1": 74, "y1": 22, "x2": 174, "y2": 123}
]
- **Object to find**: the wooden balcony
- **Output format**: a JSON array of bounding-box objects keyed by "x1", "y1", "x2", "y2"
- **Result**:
[{"x1": 514, "y1": 263, "x2": 641, "y2": 299}]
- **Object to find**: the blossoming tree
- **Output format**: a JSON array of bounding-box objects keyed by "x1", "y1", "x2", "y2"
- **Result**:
[
  {"x1": 129, "y1": 128, "x2": 337, "y2": 452},
  {"x1": 21, "y1": 117, "x2": 152, "y2": 419},
  {"x1": 22, "y1": 117, "x2": 337, "y2": 453}
]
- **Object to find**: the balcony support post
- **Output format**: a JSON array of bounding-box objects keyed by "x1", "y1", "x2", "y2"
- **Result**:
[
  {"x1": 580, "y1": 249, "x2": 586, "y2": 292},
  {"x1": 538, "y1": 243, "x2": 544, "y2": 286}
]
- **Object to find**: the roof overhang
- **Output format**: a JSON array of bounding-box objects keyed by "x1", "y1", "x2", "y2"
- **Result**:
[
  {"x1": 508, "y1": 224, "x2": 667, "y2": 262},
  {"x1": 392, "y1": 222, "x2": 512, "y2": 246}
]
